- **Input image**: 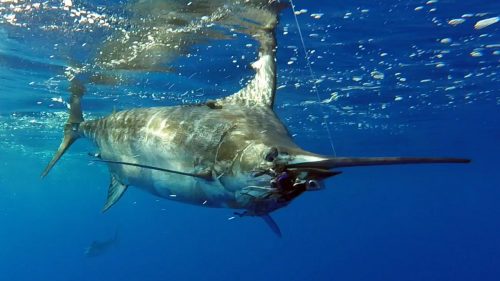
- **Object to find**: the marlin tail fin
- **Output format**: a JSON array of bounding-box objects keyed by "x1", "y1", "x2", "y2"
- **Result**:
[{"x1": 41, "y1": 80, "x2": 85, "y2": 178}]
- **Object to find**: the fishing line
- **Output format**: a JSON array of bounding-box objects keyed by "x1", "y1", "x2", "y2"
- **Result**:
[{"x1": 288, "y1": 0, "x2": 337, "y2": 156}]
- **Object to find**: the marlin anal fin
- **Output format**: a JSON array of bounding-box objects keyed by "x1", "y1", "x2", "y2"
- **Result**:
[
  {"x1": 102, "y1": 175, "x2": 128, "y2": 213},
  {"x1": 261, "y1": 214, "x2": 282, "y2": 238}
]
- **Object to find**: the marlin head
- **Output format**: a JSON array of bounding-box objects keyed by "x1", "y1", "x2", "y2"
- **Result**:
[{"x1": 227, "y1": 140, "x2": 470, "y2": 216}]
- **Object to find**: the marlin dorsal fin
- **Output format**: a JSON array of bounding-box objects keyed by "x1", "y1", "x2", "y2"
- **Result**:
[{"x1": 218, "y1": 10, "x2": 278, "y2": 108}]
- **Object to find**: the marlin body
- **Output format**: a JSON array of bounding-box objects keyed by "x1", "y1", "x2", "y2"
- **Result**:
[
  {"x1": 42, "y1": 2, "x2": 469, "y2": 236},
  {"x1": 79, "y1": 104, "x2": 303, "y2": 213}
]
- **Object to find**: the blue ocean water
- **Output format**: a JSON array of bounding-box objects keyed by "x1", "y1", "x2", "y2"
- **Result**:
[{"x1": 0, "y1": 1, "x2": 499, "y2": 281}]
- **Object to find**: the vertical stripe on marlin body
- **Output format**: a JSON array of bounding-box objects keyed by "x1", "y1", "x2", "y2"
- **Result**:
[{"x1": 41, "y1": 2, "x2": 470, "y2": 236}]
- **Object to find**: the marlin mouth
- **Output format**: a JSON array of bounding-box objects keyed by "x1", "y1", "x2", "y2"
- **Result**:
[{"x1": 241, "y1": 165, "x2": 342, "y2": 216}]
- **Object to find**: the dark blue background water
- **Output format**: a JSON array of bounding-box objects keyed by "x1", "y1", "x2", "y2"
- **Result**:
[{"x1": 1, "y1": 0, "x2": 499, "y2": 280}]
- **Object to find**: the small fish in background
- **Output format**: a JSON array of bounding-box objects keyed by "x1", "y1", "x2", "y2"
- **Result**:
[{"x1": 84, "y1": 227, "x2": 119, "y2": 257}]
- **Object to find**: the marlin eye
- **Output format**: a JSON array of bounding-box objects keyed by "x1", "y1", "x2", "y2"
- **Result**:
[{"x1": 265, "y1": 147, "x2": 279, "y2": 162}]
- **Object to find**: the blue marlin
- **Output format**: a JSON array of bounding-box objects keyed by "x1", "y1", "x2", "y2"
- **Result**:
[{"x1": 41, "y1": 4, "x2": 469, "y2": 237}]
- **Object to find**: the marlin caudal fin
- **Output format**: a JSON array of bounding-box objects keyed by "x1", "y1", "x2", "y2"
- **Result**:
[
  {"x1": 261, "y1": 214, "x2": 282, "y2": 238},
  {"x1": 40, "y1": 123, "x2": 80, "y2": 178},
  {"x1": 41, "y1": 79, "x2": 85, "y2": 178},
  {"x1": 286, "y1": 156, "x2": 471, "y2": 169},
  {"x1": 102, "y1": 175, "x2": 128, "y2": 213}
]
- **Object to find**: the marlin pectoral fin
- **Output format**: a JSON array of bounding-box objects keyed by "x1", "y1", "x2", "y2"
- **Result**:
[
  {"x1": 102, "y1": 175, "x2": 127, "y2": 213},
  {"x1": 287, "y1": 156, "x2": 471, "y2": 169},
  {"x1": 261, "y1": 214, "x2": 282, "y2": 238}
]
